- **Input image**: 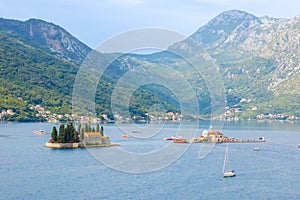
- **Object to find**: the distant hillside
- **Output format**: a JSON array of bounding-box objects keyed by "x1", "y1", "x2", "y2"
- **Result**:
[
  {"x1": 1, "y1": 10, "x2": 300, "y2": 121},
  {"x1": 0, "y1": 32, "x2": 77, "y2": 121},
  {"x1": 0, "y1": 25, "x2": 178, "y2": 121},
  {"x1": 167, "y1": 10, "x2": 300, "y2": 119},
  {"x1": 0, "y1": 18, "x2": 91, "y2": 65}
]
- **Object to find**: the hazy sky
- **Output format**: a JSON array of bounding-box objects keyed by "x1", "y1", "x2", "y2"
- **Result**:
[{"x1": 0, "y1": 0, "x2": 299, "y2": 47}]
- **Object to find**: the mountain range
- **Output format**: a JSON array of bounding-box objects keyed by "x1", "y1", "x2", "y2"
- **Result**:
[{"x1": 0, "y1": 10, "x2": 299, "y2": 121}]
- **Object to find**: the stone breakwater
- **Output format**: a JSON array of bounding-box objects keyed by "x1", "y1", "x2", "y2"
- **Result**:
[
  {"x1": 223, "y1": 139, "x2": 266, "y2": 143},
  {"x1": 45, "y1": 142, "x2": 83, "y2": 148},
  {"x1": 45, "y1": 142, "x2": 119, "y2": 148}
]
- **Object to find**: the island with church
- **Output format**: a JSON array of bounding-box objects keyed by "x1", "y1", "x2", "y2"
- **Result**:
[{"x1": 45, "y1": 123, "x2": 119, "y2": 148}]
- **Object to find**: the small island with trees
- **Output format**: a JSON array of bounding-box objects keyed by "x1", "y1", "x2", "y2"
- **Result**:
[{"x1": 45, "y1": 123, "x2": 119, "y2": 148}]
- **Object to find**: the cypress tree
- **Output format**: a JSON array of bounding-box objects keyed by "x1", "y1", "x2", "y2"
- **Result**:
[
  {"x1": 59, "y1": 124, "x2": 65, "y2": 135},
  {"x1": 64, "y1": 123, "x2": 74, "y2": 143},
  {"x1": 78, "y1": 123, "x2": 82, "y2": 134},
  {"x1": 80, "y1": 127, "x2": 84, "y2": 141},
  {"x1": 96, "y1": 123, "x2": 100, "y2": 132},
  {"x1": 58, "y1": 124, "x2": 65, "y2": 143},
  {"x1": 64, "y1": 124, "x2": 69, "y2": 143},
  {"x1": 85, "y1": 124, "x2": 89, "y2": 133},
  {"x1": 100, "y1": 126, "x2": 104, "y2": 136},
  {"x1": 51, "y1": 126, "x2": 58, "y2": 142},
  {"x1": 92, "y1": 127, "x2": 95, "y2": 132},
  {"x1": 74, "y1": 131, "x2": 79, "y2": 142},
  {"x1": 70, "y1": 123, "x2": 76, "y2": 142}
]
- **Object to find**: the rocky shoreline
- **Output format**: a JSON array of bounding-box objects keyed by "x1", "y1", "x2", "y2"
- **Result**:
[{"x1": 45, "y1": 142, "x2": 119, "y2": 148}]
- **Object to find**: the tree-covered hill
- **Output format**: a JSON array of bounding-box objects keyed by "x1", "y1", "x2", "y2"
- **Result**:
[
  {"x1": 0, "y1": 31, "x2": 179, "y2": 121},
  {"x1": 0, "y1": 32, "x2": 77, "y2": 121},
  {"x1": 1, "y1": 10, "x2": 300, "y2": 122}
]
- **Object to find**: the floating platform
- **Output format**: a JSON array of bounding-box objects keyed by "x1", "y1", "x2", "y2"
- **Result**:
[
  {"x1": 223, "y1": 139, "x2": 266, "y2": 143},
  {"x1": 188, "y1": 139, "x2": 265, "y2": 143}
]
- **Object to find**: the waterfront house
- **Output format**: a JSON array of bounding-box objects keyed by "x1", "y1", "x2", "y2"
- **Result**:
[
  {"x1": 199, "y1": 127, "x2": 229, "y2": 143},
  {"x1": 83, "y1": 132, "x2": 111, "y2": 145}
]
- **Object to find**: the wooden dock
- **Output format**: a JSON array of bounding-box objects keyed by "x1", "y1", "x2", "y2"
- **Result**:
[{"x1": 187, "y1": 138, "x2": 266, "y2": 143}]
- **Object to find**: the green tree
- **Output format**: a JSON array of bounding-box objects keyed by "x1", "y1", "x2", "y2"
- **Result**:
[
  {"x1": 84, "y1": 123, "x2": 89, "y2": 133},
  {"x1": 69, "y1": 123, "x2": 76, "y2": 142},
  {"x1": 74, "y1": 130, "x2": 79, "y2": 142},
  {"x1": 58, "y1": 124, "x2": 65, "y2": 143},
  {"x1": 80, "y1": 127, "x2": 84, "y2": 141},
  {"x1": 78, "y1": 123, "x2": 82, "y2": 134},
  {"x1": 64, "y1": 124, "x2": 71, "y2": 142},
  {"x1": 96, "y1": 123, "x2": 100, "y2": 132},
  {"x1": 64, "y1": 123, "x2": 75, "y2": 142},
  {"x1": 100, "y1": 126, "x2": 104, "y2": 136},
  {"x1": 51, "y1": 126, "x2": 58, "y2": 141},
  {"x1": 76, "y1": 123, "x2": 81, "y2": 142}
]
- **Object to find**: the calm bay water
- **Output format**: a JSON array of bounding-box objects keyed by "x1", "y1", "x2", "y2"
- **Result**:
[{"x1": 0, "y1": 121, "x2": 299, "y2": 199}]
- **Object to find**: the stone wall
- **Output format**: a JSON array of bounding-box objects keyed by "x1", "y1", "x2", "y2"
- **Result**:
[{"x1": 45, "y1": 142, "x2": 82, "y2": 148}]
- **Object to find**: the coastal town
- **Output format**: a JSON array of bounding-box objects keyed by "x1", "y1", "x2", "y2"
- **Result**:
[
  {"x1": 1, "y1": 103, "x2": 299, "y2": 123},
  {"x1": 217, "y1": 104, "x2": 300, "y2": 121}
]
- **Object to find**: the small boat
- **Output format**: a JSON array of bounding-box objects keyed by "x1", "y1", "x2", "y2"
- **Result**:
[
  {"x1": 253, "y1": 147, "x2": 260, "y2": 151},
  {"x1": 223, "y1": 144, "x2": 236, "y2": 178},
  {"x1": 173, "y1": 138, "x2": 187, "y2": 143},
  {"x1": 164, "y1": 136, "x2": 176, "y2": 140},
  {"x1": 132, "y1": 130, "x2": 141, "y2": 133},
  {"x1": 122, "y1": 134, "x2": 130, "y2": 138},
  {"x1": 33, "y1": 130, "x2": 46, "y2": 135}
]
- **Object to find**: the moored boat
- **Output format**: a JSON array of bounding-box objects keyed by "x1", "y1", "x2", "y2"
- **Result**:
[
  {"x1": 132, "y1": 130, "x2": 141, "y2": 133},
  {"x1": 223, "y1": 170, "x2": 236, "y2": 178},
  {"x1": 122, "y1": 134, "x2": 130, "y2": 138},
  {"x1": 223, "y1": 144, "x2": 236, "y2": 178},
  {"x1": 173, "y1": 138, "x2": 187, "y2": 143},
  {"x1": 33, "y1": 130, "x2": 46, "y2": 135},
  {"x1": 253, "y1": 147, "x2": 260, "y2": 151},
  {"x1": 164, "y1": 136, "x2": 176, "y2": 140}
]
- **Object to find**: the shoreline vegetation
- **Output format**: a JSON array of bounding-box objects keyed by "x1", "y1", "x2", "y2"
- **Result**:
[
  {"x1": 1, "y1": 118, "x2": 300, "y2": 125},
  {"x1": 45, "y1": 123, "x2": 119, "y2": 149},
  {"x1": 1, "y1": 105, "x2": 299, "y2": 124},
  {"x1": 1, "y1": 104, "x2": 299, "y2": 124}
]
